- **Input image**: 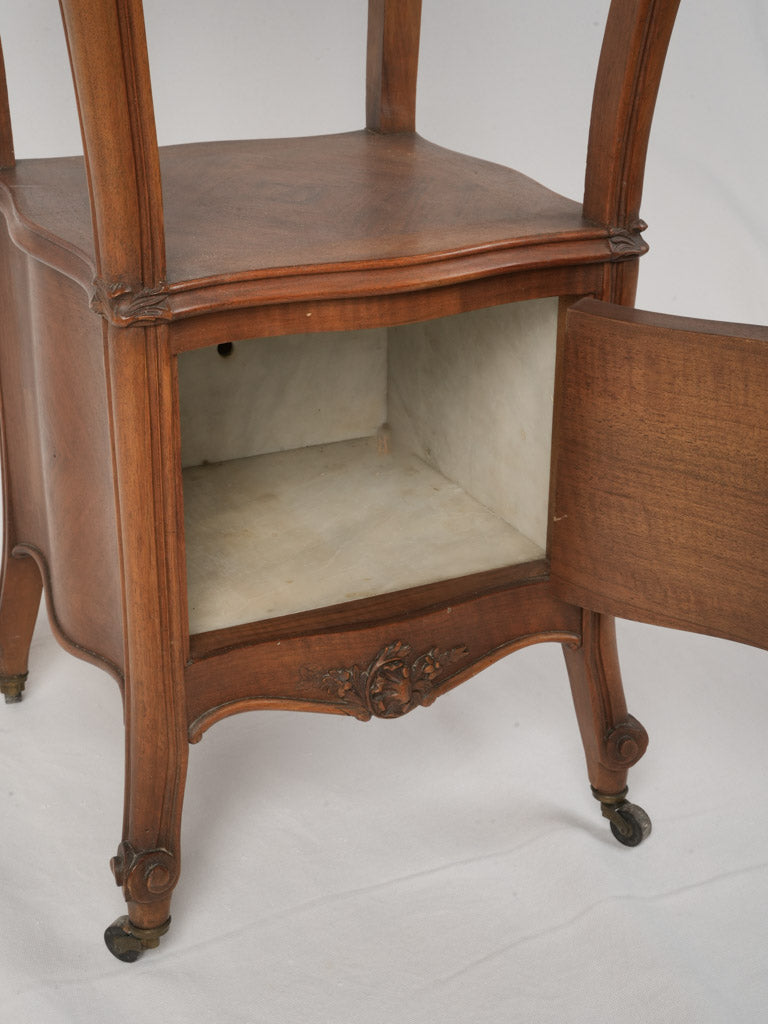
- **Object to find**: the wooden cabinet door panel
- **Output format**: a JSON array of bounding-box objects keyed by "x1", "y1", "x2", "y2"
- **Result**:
[{"x1": 550, "y1": 298, "x2": 768, "y2": 650}]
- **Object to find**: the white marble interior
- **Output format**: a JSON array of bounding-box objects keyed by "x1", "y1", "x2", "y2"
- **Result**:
[
  {"x1": 183, "y1": 436, "x2": 544, "y2": 633},
  {"x1": 179, "y1": 328, "x2": 388, "y2": 466},
  {"x1": 388, "y1": 299, "x2": 558, "y2": 549},
  {"x1": 179, "y1": 300, "x2": 558, "y2": 632}
]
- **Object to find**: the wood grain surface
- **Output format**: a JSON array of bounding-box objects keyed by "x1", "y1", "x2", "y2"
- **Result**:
[
  {"x1": 0, "y1": 0, "x2": 683, "y2": 950},
  {"x1": 552, "y1": 299, "x2": 768, "y2": 651}
]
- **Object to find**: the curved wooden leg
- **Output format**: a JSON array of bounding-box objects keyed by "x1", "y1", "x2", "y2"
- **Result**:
[
  {"x1": 0, "y1": 551, "x2": 43, "y2": 703},
  {"x1": 105, "y1": 688, "x2": 188, "y2": 962},
  {"x1": 102, "y1": 325, "x2": 189, "y2": 960},
  {"x1": 563, "y1": 610, "x2": 651, "y2": 845}
]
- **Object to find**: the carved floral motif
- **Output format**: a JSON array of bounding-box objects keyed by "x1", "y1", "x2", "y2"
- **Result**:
[{"x1": 302, "y1": 640, "x2": 468, "y2": 720}]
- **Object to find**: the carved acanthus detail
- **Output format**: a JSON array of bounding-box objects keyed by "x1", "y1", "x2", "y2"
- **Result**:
[
  {"x1": 608, "y1": 220, "x2": 649, "y2": 261},
  {"x1": 90, "y1": 278, "x2": 172, "y2": 327},
  {"x1": 110, "y1": 841, "x2": 179, "y2": 904},
  {"x1": 302, "y1": 640, "x2": 469, "y2": 721}
]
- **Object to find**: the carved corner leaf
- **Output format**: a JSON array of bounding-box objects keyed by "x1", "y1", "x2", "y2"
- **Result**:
[
  {"x1": 90, "y1": 278, "x2": 172, "y2": 327},
  {"x1": 608, "y1": 221, "x2": 649, "y2": 261}
]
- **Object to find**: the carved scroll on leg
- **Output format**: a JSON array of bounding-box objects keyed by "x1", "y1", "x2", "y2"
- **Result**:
[
  {"x1": 563, "y1": 611, "x2": 648, "y2": 796},
  {"x1": 111, "y1": 706, "x2": 187, "y2": 935},
  {"x1": 111, "y1": 841, "x2": 180, "y2": 913},
  {"x1": 106, "y1": 837, "x2": 178, "y2": 961}
]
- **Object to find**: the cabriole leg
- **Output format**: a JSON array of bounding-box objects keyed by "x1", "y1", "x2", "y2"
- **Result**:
[
  {"x1": 0, "y1": 552, "x2": 42, "y2": 704},
  {"x1": 104, "y1": 705, "x2": 188, "y2": 962},
  {"x1": 102, "y1": 324, "x2": 189, "y2": 960},
  {"x1": 563, "y1": 610, "x2": 651, "y2": 846}
]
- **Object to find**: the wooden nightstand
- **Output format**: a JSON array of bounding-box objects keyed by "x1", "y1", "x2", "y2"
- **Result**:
[{"x1": 0, "y1": 1, "x2": 684, "y2": 960}]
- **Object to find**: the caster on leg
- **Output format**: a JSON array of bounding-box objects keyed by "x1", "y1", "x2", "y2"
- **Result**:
[
  {"x1": 592, "y1": 786, "x2": 652, "y2": 847},
  {"x1": 1, "y1": 672, "x2": 27, "y2": 704},
  {"x1": 104, "y1": 915, "x2": 171, "y2": 963}
]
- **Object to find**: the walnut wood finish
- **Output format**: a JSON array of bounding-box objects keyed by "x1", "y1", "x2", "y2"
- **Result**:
[
  {"x1": 0, "y1": 134, "x2": 635, "y2": 329},
  {"x1": 104, "y1": 321, "x2": 188, "y2": 932},
  {"x1": 0, "y1": 37, "x2": 13, "y2": 170},
  {"x1": 0, "y1": 556, "x2": 41, "y2": 703},
  {"x1": 583, "y1": 0, "x2": 680, "y2": 306},
  {"x1": 57, "y1": 0, "x2": 165, "y2": 290},
  {"x1": 0, "y1": 1, "x2": 682, "y2": 954},
  {"x1": 185, "y1": 572, "x2": 582, "y2": 741},
  {"x1": 584, "y1": 0, "x2": 681, "y2": 230},
  {"x1": 366, "y1": 0, "x2": 421, "y2": 133},
  {"x1": 552, "y1": 299, "x2": 768, "y2": 652}
]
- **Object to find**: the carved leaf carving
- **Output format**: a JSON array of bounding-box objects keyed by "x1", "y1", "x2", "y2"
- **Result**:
[
  {"x1": 301, "y1": 640, "x2": 469, "y2": 720},
  {"x1": 90, "y1": 278, "x2": 172, "y2": 326},
  {"x1": 608, "y1": 221, "x2": 649, "y2": 261}
]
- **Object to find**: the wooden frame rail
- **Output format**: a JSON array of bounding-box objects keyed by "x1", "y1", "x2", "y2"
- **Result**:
[
  {"x1": 58, "y1": 0, "x2": 165, "y2": 290},
  {"x1": 0, "y1": 37, "x2": 13, "y2": 169},
  {"x1": 366, "y1": 0, "x2": 422, "y2": 133},
  {"x1": 584, "y1": 0, "x2": 681, "y2": 229}
]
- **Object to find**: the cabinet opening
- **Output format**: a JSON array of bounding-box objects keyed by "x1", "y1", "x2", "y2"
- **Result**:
[{"x1": 179, "y1": 298, "x2": 558, "y2": 635}]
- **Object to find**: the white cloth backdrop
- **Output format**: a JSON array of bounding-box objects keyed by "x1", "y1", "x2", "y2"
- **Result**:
[{"x1": 1, "y1": 2, "x2": 767, "y2": 1021}]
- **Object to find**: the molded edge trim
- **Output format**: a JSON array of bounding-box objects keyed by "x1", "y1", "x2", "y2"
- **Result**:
[
  {"x1": 96, "y1": 232, "x2": 633, "y2": 328},
  {"x1": 0, "y1": 182, "x2": 643, "y2": 329}
]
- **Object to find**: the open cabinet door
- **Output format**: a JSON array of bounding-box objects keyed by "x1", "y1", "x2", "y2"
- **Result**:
[{"x1": 550, "y1": 298, "x2": 768, "y2": 652}]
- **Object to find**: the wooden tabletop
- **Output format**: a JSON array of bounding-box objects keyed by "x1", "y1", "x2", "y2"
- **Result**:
[{"x1": 0, "y1": 130, "x2": 601, "y2": 292}]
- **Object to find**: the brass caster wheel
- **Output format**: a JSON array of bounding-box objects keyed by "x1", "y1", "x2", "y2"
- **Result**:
[
  {"x1": 104, "y1": 915, "x2": 171, "y2": 963},
  {"x1": 1, "y1": 673, "x2": 27, "y2": 704},
  {"x1": 592, "y1": 787, "x2": 652, "y2": 848},
  {"x1": 608, "y1": 802, "x2": 652, "y2": 847}
]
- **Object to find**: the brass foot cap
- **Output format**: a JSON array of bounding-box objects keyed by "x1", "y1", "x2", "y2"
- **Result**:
[{"x1": 1, "y1": 673, "x2": 27, "y2": 703}]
